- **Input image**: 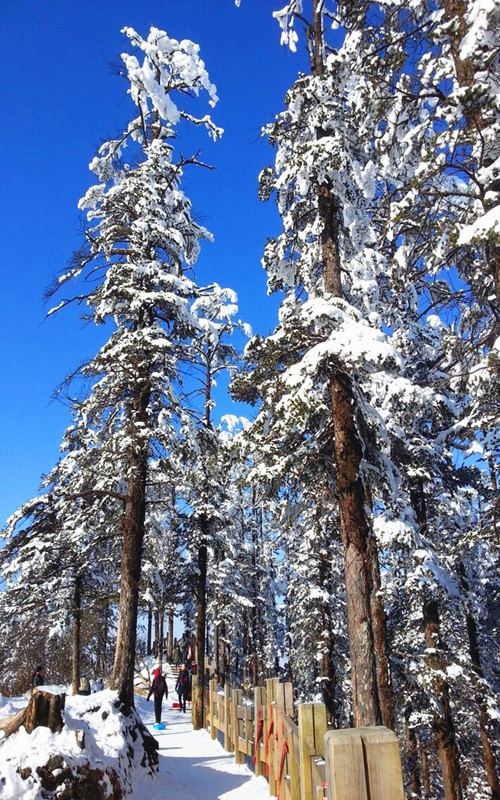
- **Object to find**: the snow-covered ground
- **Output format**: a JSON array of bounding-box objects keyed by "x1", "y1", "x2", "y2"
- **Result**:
[
  {"x1": 134, "y1": 691, "x2": 271, "y2": 800},
  {"x1": 0, "y1": 668, "x2": 271, "y2": 800}
]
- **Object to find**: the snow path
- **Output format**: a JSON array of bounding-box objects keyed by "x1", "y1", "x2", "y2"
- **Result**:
[{"x1": 133, "y1": 686, "x2": 271, "y2": 800}]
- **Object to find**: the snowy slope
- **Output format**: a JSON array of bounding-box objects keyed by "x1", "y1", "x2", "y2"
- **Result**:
[
  {"x1": 0, "y1": 671, "x2": 271, "y2": 800},
  {"x1": 134, "y1": 691, "x2": 271, "y2": 800}
]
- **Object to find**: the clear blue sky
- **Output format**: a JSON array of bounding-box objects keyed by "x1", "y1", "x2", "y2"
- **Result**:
[{"x1": 0, "y1": 0, "x2": 309, "y2": 525}]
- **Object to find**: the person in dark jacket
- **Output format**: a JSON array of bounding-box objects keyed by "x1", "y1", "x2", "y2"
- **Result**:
[
  {"x1": 147, "y1": 668, "x2": 168, "y2": 724},
  {"x1": 175, "y1": 663, "x2": 191, "y2": 713},
  {"x1": 31, "y1": 665, "x2": 44, "y2": 688}
]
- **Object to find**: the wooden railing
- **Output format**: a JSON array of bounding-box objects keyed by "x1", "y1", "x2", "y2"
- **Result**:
[{"x1": 206, "y1": 675, "x2": 404, "y2": 800}]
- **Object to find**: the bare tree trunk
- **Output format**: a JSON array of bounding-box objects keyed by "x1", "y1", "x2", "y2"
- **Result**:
[
  {"x1": 71, "y1": 573, "x2": 82, "y2": 696},
  {"x1": 458, "y1": 562, "x2": 500, "y2": 799},
  {"x1": 242, "y1": 609, "x2": 251, "y2": 692},
  {"x1": 419, "y1": 729, "x2": 431, "y2": 799},
  {"x1": 193, "y1": 540, "x2": 207, "y2": 729},
  {"x1": 405, "y1": 705, "x2": 422, "y2": 799},
  {"x1": 410, "y1": 479, "x2": 463, "y2": 799},
  {"x1": 111, "y1": 454, "x2": 147, "y2": 708},
  {"x1": 167, "y1": 607, "x2": 174, "y2": 664},
  {"x1": 424, "y1": 600, "x2": 463, "y2": 800},
  {"x1": 147, "y1": 605, "x2": 153, "y2": 656},
  {"x1": 328, "y1": 366, "x2": 381, "y2": 726},
  {"x1": 154, "y1": 607, "x2": 164, "y2": 668}
]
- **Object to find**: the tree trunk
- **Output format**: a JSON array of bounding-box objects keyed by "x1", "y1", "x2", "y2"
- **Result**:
[
  {"x1": 71, "y1": 573, "x2": 82, "y2": 696},
  {"x1": 154, "y1": 607, "x2": 164, "y2": 667},
  {"x1": 410, "y1": 479, "x2": 463, "y2": 799},
  {"x1": 419, "y1": 729, "x2": 431, "y2": 799},
  {"x1": 424, "y1": 600, "x2": 463, "y2": 800},
  {"x1": 308, "y1": 2, "x2": 384, "y2": 726},
  {"x1": 167, "y1": 607, "x2": 174, "y2": 663},
  {"x1": 111, "y1": 377, "x2": 149, "y2": 709},
  {"x1": 193, "y1": 540, "x2": 208, "y2": 729},
  {"x1": 405, "y1": 706, "x2": 422, "y2": 799},
  {"x1": 147, "y1": 605, "x2": 153, "y2": 656},
  {"x1": 458, "y1": 562, "x2": 500, "y2": 799},
  {"x1": 368, "y1": 535, "x2": 394, "y2": 730},
  {"x1": 328, "y1": 367, "x2": 381, "y2": 726}
]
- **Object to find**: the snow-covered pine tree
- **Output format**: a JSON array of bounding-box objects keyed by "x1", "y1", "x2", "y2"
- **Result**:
[
  {"x1": 40, "y1": 26, "x2": 224, "y2": 708},
  {"x1": 0, "y1": 438, "x2": 120, "y2": 694},
  {"x1": 175, "y1": 286, "x2": 249, "y2": 727},
  {"x1": 367, "y1": 2, "x2": 500, "y2": 793},
  {"x1": 234, "y1": 0, "x2": 416, "y2": 728}
]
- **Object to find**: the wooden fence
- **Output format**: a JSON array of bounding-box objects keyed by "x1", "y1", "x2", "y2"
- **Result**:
[{"x1": 206, "y1": 675, "x2": 404, "y2": 800}]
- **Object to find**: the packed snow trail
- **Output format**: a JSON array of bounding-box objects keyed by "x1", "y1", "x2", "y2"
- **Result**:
[{"x1": 133, "y1": 683, "x2": 271, "y2": 800}]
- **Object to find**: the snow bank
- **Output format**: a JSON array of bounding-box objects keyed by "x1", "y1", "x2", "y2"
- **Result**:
[{"x1": 0, "y1": 689, "x2": 157, "y2": 799}]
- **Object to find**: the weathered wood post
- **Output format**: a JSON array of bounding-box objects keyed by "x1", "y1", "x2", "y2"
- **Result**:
[
  {"x1": 266, "y1": 678, "x2": 279, "y2": 797},
  {"x1": 324, "y1": 726, "x2": 404, "y2": 800},
  {"x1": 224, "y1": 682, "x2": 233, "y2": 752},
  {"x1": 276, "y1": 681, "x2": 295, "y2": 800},
  {"x1": 209, "y1": 677, "x2": 216, "y2": 740},
  {"x1": 232, "y1": 688, "x2": 244, "y2": 764},
  {"x1": 254, "y1": 684, "x2": 266, "y2": 778},
  {"x1": 298, "y1": 702, "x2": 327, "y2": 800}
]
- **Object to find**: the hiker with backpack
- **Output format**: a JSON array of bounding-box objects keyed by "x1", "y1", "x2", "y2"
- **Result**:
[
  {"x1": 147, "y1": 668, "x2": 168, "y2": 726},
  {"x1": 175, "y1": 663, "x2": 191, "y2": 713},
  {"x1": 78, "y1": 675, "x2": 91, "y2": 696},
  {"x1": 31, "y1": 665, "x2": 44, "y2": 688}
]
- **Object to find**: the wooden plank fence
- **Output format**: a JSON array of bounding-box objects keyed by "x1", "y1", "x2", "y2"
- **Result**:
[{"x1": 206, "y1": 675, "x2": 404, "y2": 800}]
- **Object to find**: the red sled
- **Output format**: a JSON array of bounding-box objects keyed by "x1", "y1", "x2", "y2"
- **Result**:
[{"x1": 172, "y1": 701, "x2": 180, "y2": 709}]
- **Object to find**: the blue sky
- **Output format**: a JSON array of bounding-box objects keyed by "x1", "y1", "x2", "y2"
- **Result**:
[{"x1": 0, "y1": 0, "x2": 309, "y2": 525}]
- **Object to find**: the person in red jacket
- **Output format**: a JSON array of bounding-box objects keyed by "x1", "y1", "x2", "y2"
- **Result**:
[{"x1": 147, "y1": 668, "x2": 168, "y2": 725}]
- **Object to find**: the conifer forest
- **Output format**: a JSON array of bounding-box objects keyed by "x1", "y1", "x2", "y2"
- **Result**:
[{"x1": 1, "y1": 3, "x2": 499, "y2": 799}]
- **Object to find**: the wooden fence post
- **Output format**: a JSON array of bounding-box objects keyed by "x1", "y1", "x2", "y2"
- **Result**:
[
  {"x1": 209, "y1": 678, "x2": 216, "y2": 740},
  {"x1": 232, "y1": 688, "x2": 244, "y2": 764},
  {"x1": 224, "y1": 682, "x2": 233, "y2": 752},
  {"x1": 266, "y1": 678, "x2": 279, "y2": 796},
  {"x1": 298, "y1": 702, "x2": 327, "y2": 800},
  {"x1": 324, "y1": 726, "x2": 404, "y2": 800},
  {"x1": 254, "y1": 685, "x2": 266, "y2": 778}
]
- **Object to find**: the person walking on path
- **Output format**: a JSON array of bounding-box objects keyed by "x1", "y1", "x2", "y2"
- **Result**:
[
  {"x1": 31, "y1": 665, "x2": 44, "y2": 688},
  {"x1": 175, "y1": 663, "x2": 191, "y2": 713},
  {"x1": 147, "y1": 668, "x2": 168, "y2": 725}
]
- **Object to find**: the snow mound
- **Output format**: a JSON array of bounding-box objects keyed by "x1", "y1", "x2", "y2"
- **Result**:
[{"x1": 0, "y1": 689, "x2": 157, "y2": 799}]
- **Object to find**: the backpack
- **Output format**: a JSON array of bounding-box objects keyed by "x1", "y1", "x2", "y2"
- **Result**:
[
  {"x1": 179, "y1": 670, "x2": 190, "y2": 688},
  {"x1": 79, "y1": 675, "x2": 90, "y2": 692}
]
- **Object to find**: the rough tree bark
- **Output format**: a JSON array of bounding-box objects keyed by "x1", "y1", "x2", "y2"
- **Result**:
[
  {"x1": 458, "y1": 562, "x2": 500, "y2": 799},
  {"x1": 147, "y1": 605, "x2": 153, "y2": 657},
  {"x1": 405, "y1": 705, "x2": 422, "y2": 799},
  {"x1": 72, "y1": 573, "x2": 82, "y2": 696},
  {"x1": 192, "y1": 538, "x2": 208, "y2": 729},
  {"x1": 166, "y1": 607, "x2": 174, "y2": 664},
  {"x1": 308, "y1": 0, "x2": 390, "y2": 727},
  {"x1": 154, "y1": 607, "x2": 164, "y2": 667},
  {"x1": 410, "y1": 479, "x2": 463, "y2": 800},
  {"x1": 111, "y1": 380, "x2": 149, "y2": 709}
]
